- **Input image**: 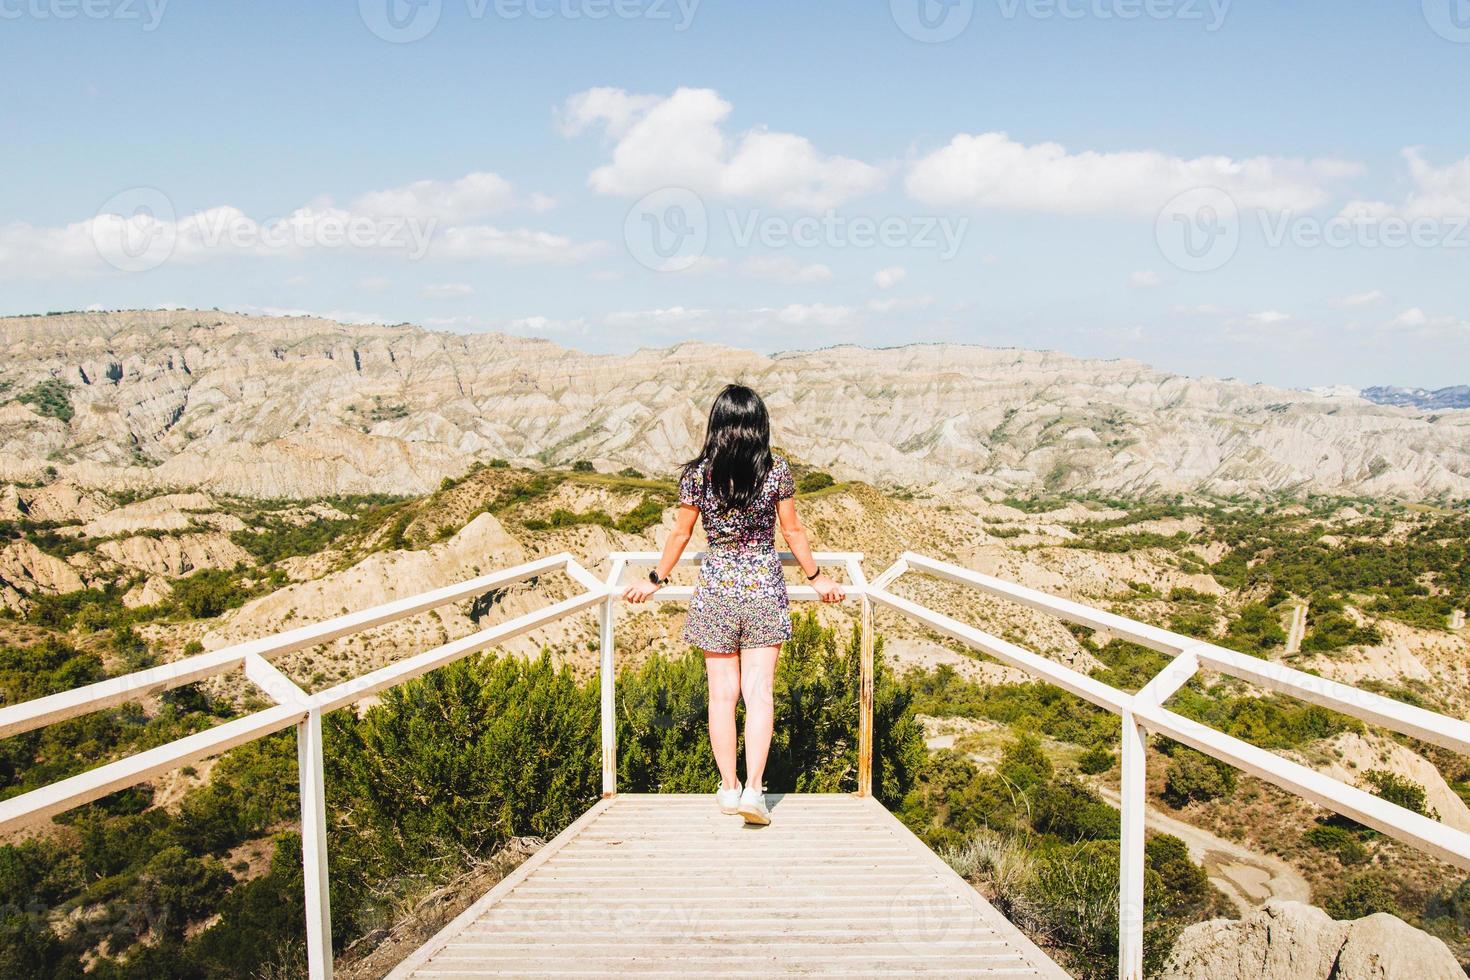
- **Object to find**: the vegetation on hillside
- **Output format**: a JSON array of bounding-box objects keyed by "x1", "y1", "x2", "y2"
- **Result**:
[
  {"x1": 17, "y1": 380, "x2": 75, "y2": 424},
  {"x1": 4, "y1": 479, "x2": 1470, "y2": 975},
  {"x1": 0, "y1": 612, "x2": 930, "y2": 978}
]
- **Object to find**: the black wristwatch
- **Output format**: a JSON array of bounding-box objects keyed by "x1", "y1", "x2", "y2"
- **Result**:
[
  {"x1": 648, "y1": 570, "x2": 665, "y2": 586},
  {"x1": 806, "y1": 567, "x2": 821, "y2": 581}
]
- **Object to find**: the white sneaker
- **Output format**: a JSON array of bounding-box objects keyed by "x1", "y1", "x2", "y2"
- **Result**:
[
  {"x1": 737, "y1": 786, "x2": 771, "y2": 826},
  {"x1": 716, "y1": 781, "x2": 743, "y2": 814}
]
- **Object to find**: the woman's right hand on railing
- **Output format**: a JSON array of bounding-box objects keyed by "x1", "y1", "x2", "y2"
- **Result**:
[{"x1": 810, "y1": 573, "x2": 844, "y2": 604}]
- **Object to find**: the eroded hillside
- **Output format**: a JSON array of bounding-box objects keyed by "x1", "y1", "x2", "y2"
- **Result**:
[{"x1": 4, "y1": 309, "x2": 1469, "y2": 500}]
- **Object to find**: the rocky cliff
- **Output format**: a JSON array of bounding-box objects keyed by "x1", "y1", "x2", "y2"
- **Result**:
[
  {"x1": 1161, "y1": 901, "x2": 1464, "y2": 979},
  {"x1": 3, "y1": 310, "x2": 1468, "y2": 499}
]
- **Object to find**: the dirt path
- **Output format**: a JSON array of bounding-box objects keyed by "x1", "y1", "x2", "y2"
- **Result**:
[
  {"x1": 1285, "y1": 600, "x2": 1308, "y2": 654},
  {"x1": 1094, "y1": 787, "x2": 1311, "y2": 913}
]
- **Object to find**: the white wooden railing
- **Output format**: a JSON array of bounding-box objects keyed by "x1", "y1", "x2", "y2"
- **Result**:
[
  {"x1": 1, "y1": 549, "x2": 1467, "y2": 980},
  {"x1": 869, "y1": 553, "x2": 1470, "y2": 980}
]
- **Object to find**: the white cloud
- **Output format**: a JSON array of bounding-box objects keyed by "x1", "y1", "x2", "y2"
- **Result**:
[
  {"x1": 601, "y1": 303, "x2": 858, "y2": 338},
  {"x1": 906, "y1": 132, "x2": 1360, "y2": 215},
  {"x1": 421, "y1": 282, "x2": 475, "y2": 298},
  {"x1": 504, "y1": 315, "x2": 590, "y2": 336},
  {"x1": 562, "y1": 87, "x2": 886, "y2": 209},
  {"x1": 740, "y1": 256, "x2": 832, "y2": 284},
  {"x1": 351, "y1": 171, "x2": 516, "y2": 222},
  {"x1": 1379, "y1": 308, "x2": 1469, "y2": 337},
  {"x1": 435, "y1": 225, "x2": 606, "y2": 264},
  {"x1": 603, "y1": 307, "x2": 721, "y2": 336},
  {"x1": 1248, "y1": 310, "x2": 1292, "y2": 325},
  {"x1": 867, "y1": 295, "x2": 935, "y2": 314},
  {"x1": 772, "y1": 303, "x2": 855, "y2": 328},
  {"x1": 1127, "y1": 270, "x2": 1162, "y2": 289},
  {"x1": 359, "y1": 276, "x2": 392, "y2": 291},
  {"x1": 1331, "y1": 289, "x2": 1387, "y2": 308},
  {"x1": 1093, "y1": 324, "x2": 1145, "y2": 343},
  {"x1": 231, "y1": 304, "x2": 391, "y2": 326},
  {"x1": 558, "y1": 87, "x2": 662, "y2": 138},
  {"x1": 1338, "y1": 148, "x2": 1470, "y2": 220},
  {"x1": 874, "y1": 265, "x2": 907, "y2": 289},
  {"x1": 0, "y1": 171, "x2": 601, "y2": 278}
]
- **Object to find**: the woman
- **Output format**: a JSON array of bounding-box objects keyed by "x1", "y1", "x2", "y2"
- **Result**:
[{"x1": 623, "y1": 384, "x2": 844, "y2": 826}]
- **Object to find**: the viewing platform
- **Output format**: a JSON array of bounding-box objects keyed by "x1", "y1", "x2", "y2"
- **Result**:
[
  {"x1": 2, "y1": 549, "x2": 1468, "y2": 979},
  {"x1": 390, "y1": 793, "x2": 1065, "y2": 978}
]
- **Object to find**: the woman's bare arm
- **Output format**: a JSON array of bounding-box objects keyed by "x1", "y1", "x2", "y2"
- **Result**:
[
  {"x1": 777, "y1": 498, "x2": 844, "y2": 603},
  {"x1": 623, "y1": 504, "x2": 698, "y2": 602}
]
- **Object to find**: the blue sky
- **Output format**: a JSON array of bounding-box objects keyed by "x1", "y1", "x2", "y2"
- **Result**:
[{"x1": 3, "y1": 0, "x2": 1467, "y2": 388}]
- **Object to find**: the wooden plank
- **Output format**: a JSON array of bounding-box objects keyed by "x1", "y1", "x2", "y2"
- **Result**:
[
  {"x1": 396, "y1": 794, "x2": 1065, "y2": 978},
  {"x1": 859, "y1": 795, "x2": 1071, "y2": 980},
  {"x1": 384, "y1": 798, "x2": 614, "y2": 979}
]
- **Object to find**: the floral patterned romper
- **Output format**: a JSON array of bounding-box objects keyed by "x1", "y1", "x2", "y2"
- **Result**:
[{"x1": 680, "y1": 456, "x2": 796, "y2": 653}]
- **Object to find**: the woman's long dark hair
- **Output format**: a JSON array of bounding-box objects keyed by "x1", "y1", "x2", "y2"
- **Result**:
[{"x1": 684, "y1": 384, "x2": 773, "y2": 511}]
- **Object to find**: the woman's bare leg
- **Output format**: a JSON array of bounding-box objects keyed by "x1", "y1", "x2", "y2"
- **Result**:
[
  {"x1": 704, "y1": 652, "x2": 742, "y2": 790},
  {"x1": 740, "y1": 645, "x2": 780, "y2": 792}
]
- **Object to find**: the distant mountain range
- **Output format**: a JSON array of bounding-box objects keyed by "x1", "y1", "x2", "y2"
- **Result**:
[
  {"x1": 2, "y1": 310, "x2": 1469, "y2": 500},
  {"x1": 1361, "y1": 386, "x2": 1470, "y2": 410}
]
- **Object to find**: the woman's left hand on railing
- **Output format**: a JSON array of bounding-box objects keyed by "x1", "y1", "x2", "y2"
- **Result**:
[{"x1": 623, "y1": 581, "x2": 661, "y2": 603}]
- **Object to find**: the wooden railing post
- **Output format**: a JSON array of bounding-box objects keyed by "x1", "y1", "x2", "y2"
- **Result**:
[
  {"x1": 298, "y1": 707, "x2": 334, "y2": 980},
  {"x1": 1118, "y1": 709, "x2": 1146, "y2": 980},
  {"x1": 857, "y1": 593, "x2": 875, "y2": 798},
  {"x1": 599, "y1": 559, "x2": 624, "y2": 798}
]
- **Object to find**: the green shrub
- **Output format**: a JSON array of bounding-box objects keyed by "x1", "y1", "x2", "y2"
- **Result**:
[
  {"x1": 1078, "y1": 744, "x2": 1115, "y2": 775},
  {"x1": 1364, "y1": 769, "x2": 1436, "y2": 818},
  {"x1": 1303, "y1": 824, "x2": 1369, "y2": 865},
  {"x1": 1327, "y1": 871, "x2": 1399, "y2": 920},
  {"x1": 615, "y1": 496, "x2": 667, "y2": 534},
  {"x1": 1223, "y1": 603, "x2": 1286, "y2": 656},
  {"x1": 797, "y1": 471, "x2": 835, "y2": 494},
  {"x1": 18, "y1": 379, "x2": 74, "y2": 423},
  {"x1": 170, "y1": 568, "x2": 252, "y2": 620},
  {"x1": 1162, "y1": 748, "x2": 1237, "y2": 807}
]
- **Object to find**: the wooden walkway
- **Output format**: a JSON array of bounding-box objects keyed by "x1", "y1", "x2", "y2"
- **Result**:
[{"x1": 388, "y1": 793, "x2": 1068, "y2": 978}]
